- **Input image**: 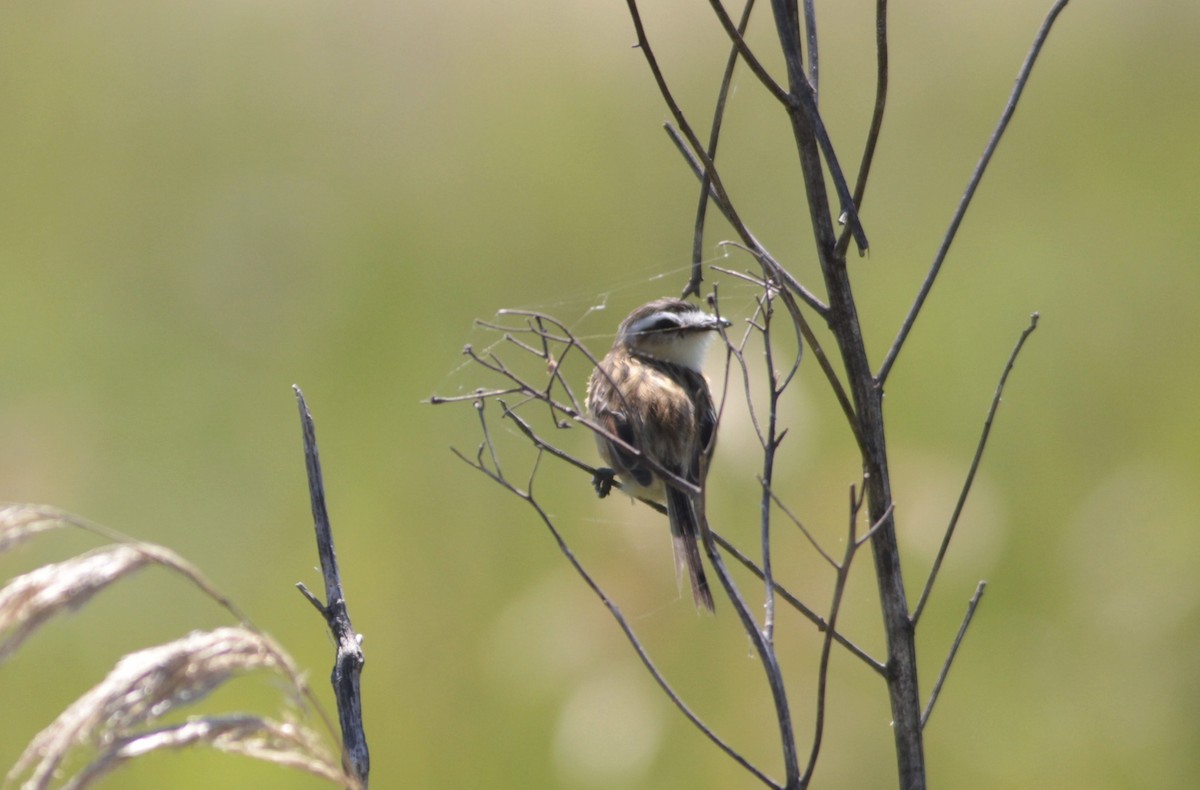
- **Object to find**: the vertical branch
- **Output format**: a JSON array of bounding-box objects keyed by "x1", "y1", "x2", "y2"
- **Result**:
[
  {"x1": 751, "y1": 286, "x2": 803, "y2": 644},
  {"x1": 758, "y1": 297, "x2": 781, "y2": 642},
  {"x1": 761, "y1": 0, "x2": 867, "y2": 252},
  {"x1": 761, "y1": 0, "x2": 925, "y2": 783},
  {"x1": 293, "y1": 386, "x2": 369, "y2": 788},
  {"x1": 835, "y1": 0, "x2": 889, "y2": 258},
  {"x1": 686, "y1": 0, "x2": 757, "y2": 299},
  {"x1": 803, "y1": 0, "x2": 818, "y2": 93}
]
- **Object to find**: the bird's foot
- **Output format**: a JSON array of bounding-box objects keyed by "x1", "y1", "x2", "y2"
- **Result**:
[{"x1": 592, "y1": 467, "x2": 616, "y2": 498}]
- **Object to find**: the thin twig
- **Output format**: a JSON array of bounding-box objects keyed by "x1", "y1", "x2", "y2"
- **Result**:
[
  {"x1": 912, "y1": 313, "x2": 1039, "y2": 625},
  {"x1": 709, "y1": 260, "x2": 859, "y2": 450},
  {"x1": 761, "y1": 482, "x2": 837, "y2": 570},
  {"x1": 471, "y1": 351, "x2": 886, "y2": 676},
  {"x1": 757, "y1": 293, "x2": 784, "y2": 643},
  {"x1": 878, "y1": 0, "x2": 1071, "y2": 384},
  {"x1": 426, "y1": 386, "x2": 525, "y2": 405},
  {"x1": 633, "y1": 0, "x2": 834, "y2": 317},
  {"x1": 624, "y1": 0, "x2": 753, "y2": 256},
  {"x1": 803, "y1": 485, "x2": 865, "y2": 784},
  {"x1": 496, "y1": 390, "x2": 886, "y2": 674},
  {"x1": 921, "y1": 581, "x2": 987, "y2": 729},
  {"x1": 835, "y1": 0, "x2": 889, "y2": 258},
  {"x1": 856, "y1": 503, "x2": 895, "y2": 548},
  {"x1": 803, "y1": 0, "x2": 818, "y2": 93},
  {"x1": 711, "y1": 532, "x2": 885, "y2": 675},
  {"x1": 662, "y1": 126, "x2": 830, "y2": 318},
  {"x1": 728, "y1": 328, "x2": 770, "y2": 449},
  {"x1": 706, "y1": 0, "x2": 867, "y2": 253},
  {"x1": 686, "y1": 0, "x2": 757, "y2": 299},
  {"x1": 453, "y1": 401, "x2": 782, "y2": 789},
  {"x1": 501, "y1": 405, "x2": 595, "y2": 477},
  {"x1": 702, "y1": 0, "x2": 789, "y2": 104},
  {"x1": 771, "y1": 284, "x2": 863, "y2": 453},
  {"x1": 703, "y1": 538, "x2": 800, "y2": 789},
  {"x1": 705, "y1": 285, "x2": 798, "y2": 784}
]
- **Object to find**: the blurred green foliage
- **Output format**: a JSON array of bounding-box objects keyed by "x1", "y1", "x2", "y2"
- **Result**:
[{"x1": 1, "y1": 1, "x2": 1198, "y2": 787}]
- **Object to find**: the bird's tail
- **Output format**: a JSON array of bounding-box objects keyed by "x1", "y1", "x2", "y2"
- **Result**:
[{"x1": 666, "y1": 486, "x2": 715, "y2": 612}]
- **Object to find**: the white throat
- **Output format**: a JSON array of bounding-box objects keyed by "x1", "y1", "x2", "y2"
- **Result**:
[{"x1": 635, "y1": 331, "x2": 717, "y2": 371}]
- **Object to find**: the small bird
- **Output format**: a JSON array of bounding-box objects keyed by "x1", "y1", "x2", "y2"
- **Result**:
[{"x1": 586, "y1": 298, "x2": 730, "y2": 612}]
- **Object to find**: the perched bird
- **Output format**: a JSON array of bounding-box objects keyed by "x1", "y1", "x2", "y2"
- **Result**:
[{"x1": 586, "y1": 298, "x2": 730, "y2": 612}]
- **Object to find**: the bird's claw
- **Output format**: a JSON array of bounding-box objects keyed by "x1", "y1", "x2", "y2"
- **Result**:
[{"x1": 592, "y1": 467, "x2": 616, "y2": 498}]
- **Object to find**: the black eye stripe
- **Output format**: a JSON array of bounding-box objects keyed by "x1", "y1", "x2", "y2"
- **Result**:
[{"x1": 646, "y1": 317, "x2": 679, "y2": 332}]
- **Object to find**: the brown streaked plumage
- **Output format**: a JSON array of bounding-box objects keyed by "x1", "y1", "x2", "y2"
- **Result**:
[{"x1": 586, "y1": 298, "x2": 730, "y2": 612}]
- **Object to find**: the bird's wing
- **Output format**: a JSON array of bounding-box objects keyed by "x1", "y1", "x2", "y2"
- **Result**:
[
  {"x1": 679, "y1": 366, "x2": 718, "y2": 483},
  {"x1": 596, "y1": 407, "x2": 654, "y2": 488}
]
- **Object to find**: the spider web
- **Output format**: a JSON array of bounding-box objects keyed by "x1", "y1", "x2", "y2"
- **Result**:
[{"x1": 430, "y1": 254, "x2": 765, "y2": 403}]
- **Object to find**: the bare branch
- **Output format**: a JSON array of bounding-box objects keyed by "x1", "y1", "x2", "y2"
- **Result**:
[
  {"x1": 755, "y1": 0, "x2": 923, "y2": 774},
  {"x1": 756, "y1": 291, "x2": 787, "y2": 643},
  {"x1": 835, "y1": 0, "x2": 889, "y2": 258},
  {"x1": 912, "y1": 313, "x2": 1039, "y2": 625},
  {"x1": 451, "y1": 400, "x2": 782, "y2": 789},
  {"x1": 803, "y1": 0, "x2": 818, "y2": 92},
  {"x1": 760, "y1": 481, "x2": 838, "y2": 571},
  {"x1": 686, "y1": 0, "x2": 758, "y2": 298},
  {"x1": 293, "y1": 386, "x2": 369, "y2": 787},
  {"x1": 707, "y1": 0, "x2": 868, "y2": 253},
  {"x1": 703, "y1": 0, "x2": 788, "y2": 104},
  {"x1": 921, "y1": 581, "x2": 987, "y2": 729},
  {"x1": 803, "y1": 485, "x2": 867, "y2": 783},
  {"x1": 665, "y1": 129, "x2": 830, "y2": 316},
  {"x1": 878, "y1": 0, "x2": 1071, "y2": 384},
  {"x1": 702, "y1": 538, "x2": 800, "y2": 788},
  {"x1": 710, "y1": 531, "x2": 885, "y2": 675},
  {"x1": 632, "y1": 0, "x2": 838, "y2": 317}
]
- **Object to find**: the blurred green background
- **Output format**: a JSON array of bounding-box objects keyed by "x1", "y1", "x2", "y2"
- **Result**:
[{"x1": 1, "y1": 0, "x2": 1197, "y2": 787}]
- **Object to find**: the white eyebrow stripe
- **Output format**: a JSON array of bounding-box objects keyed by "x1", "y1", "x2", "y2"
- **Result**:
[
  {"x1": 676, "y1": 310, "x2": 713, "y2": 329},
  {"x1": 629, "y1": 309, "x2": 701, "y2": 334}
]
